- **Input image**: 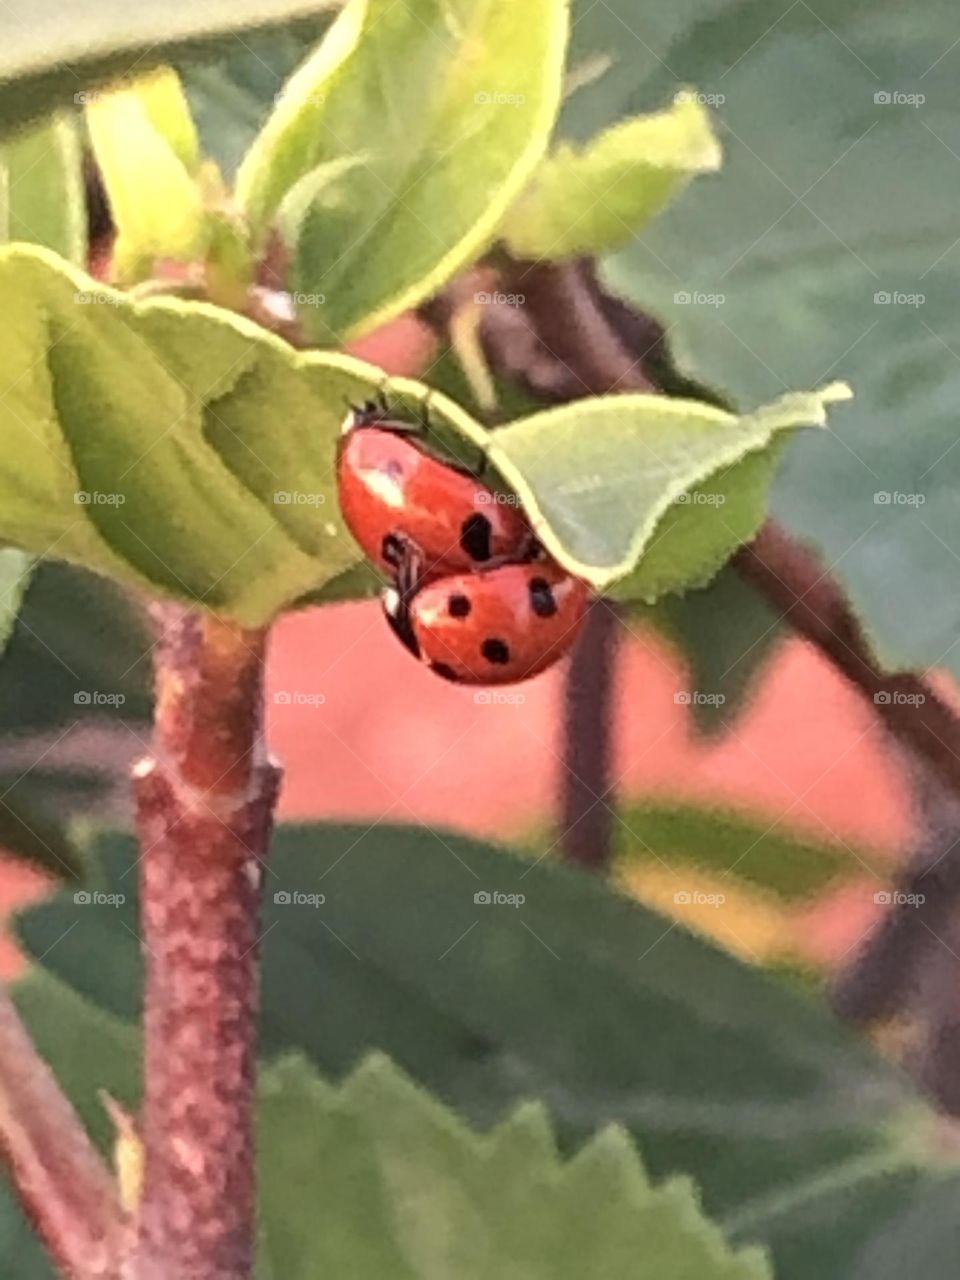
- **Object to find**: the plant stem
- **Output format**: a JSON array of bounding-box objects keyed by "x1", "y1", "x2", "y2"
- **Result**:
[
  {"x1": 560, "y1": 601, "x2": 620, "y2": 869},
  {"x1": 0, "y1": 987, "x2": 128, "y2": 1277},
  {"x1": 130, "y1": 604, "x2": 280, "y2": 1279}
]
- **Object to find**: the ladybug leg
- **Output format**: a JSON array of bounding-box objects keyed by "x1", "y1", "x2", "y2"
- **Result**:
[{"x1": 381, "y1": 535, "x2": 424, "y2": 659}]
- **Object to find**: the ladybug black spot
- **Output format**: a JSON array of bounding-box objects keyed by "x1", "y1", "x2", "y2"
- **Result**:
[
  {"x1": 381, "y1": 533, "x2": 404, "y2": 567},
  {"x1": 529, "y1": 577, "x2": 557, "y2": 618},
  {"x1": 481, "y1": 638, "x2": 511, "y2": 665},
  {"x1": 460, "y1": 514, "x2": 493, "y2": 562},
  {"x1": 448, "y1": 593, "x2": 472, "y2": 618},
  {"x1": 430, "y1": 662, "x2": 462, "y2": 682}
]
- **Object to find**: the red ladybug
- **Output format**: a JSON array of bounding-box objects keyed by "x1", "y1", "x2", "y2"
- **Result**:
[
  {"x1": 382, "y1": 558, "x2": 590, "y2": 685},
  {"x1": 337, "y1": 405, "x2": 535, "y2": 578}
]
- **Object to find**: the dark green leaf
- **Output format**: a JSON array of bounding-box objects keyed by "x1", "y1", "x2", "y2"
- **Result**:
[{"x1": 17, "y1": 822, "x2": 950, "y2": 1278}]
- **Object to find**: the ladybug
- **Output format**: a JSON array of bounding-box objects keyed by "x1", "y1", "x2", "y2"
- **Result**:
[
  {"x1": 337, "y1": 403, "x2": 535, "y2": 578},
  {"x1": 383, "y1": 557, "x2": 590, "y2": 685}
]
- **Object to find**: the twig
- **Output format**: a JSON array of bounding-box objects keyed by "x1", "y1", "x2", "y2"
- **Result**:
[
  {"x1": 0, "y1": 987, "x2": 128, "y2": 1277},
  {"x1": 129, "y1": 604, "x2": 281, "y2": 1280}
]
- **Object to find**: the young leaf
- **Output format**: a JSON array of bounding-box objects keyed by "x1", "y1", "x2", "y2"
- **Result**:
[
  {"x1": 85, "y1": 72, "x2": 208, "y2": 281},
  {"x1": 0, "y1": 113, "x2": 86, "y2": 264},
  {"x1": 487, "y1": 382, "x2": 852, "y2": 592},
  {"x1": 123, "y1": 66, "x2": 201, "y2": 171},
  {"x1": 0, "y1": 549, "x2": 31, "y2": 654},
  {"x1": 505, "y1": 92, "x2": 722, "y2": 260},
  {"x1": 258, "y1": 1054, "x2": 771, "y2": 1280},
  {"x1": 236, "y1": 0, "x2": 571, "y2": 339}
]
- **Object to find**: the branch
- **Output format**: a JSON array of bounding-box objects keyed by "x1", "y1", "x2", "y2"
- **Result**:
[
  {"x1": 0, "y1": 987, "x2": 128, "y2": 1277},
  {"x1": 129, "y1": 605, "x2": 281, "y2": 1280},
  {"x1": 735, "y1": 523, "x2": 960, "y2": 792}
]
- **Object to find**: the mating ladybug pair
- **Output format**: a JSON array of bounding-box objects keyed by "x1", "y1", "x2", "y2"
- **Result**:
[{"x1": 336, "y1": 399, "x2": 590, "y2": 685}]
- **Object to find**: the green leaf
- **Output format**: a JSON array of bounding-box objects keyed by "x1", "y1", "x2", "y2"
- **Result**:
[
  {"x1": 635, "y1": 566, "x2": 783, "y2": 736},
  {"x1": 17, "y1": 822, "x2": 949, "y2": 1279},
  {"x1": 0, "y1": 0, "x2": 341, "y2": 136},
  {"x1": 179, "y1": 19, "x2": 334, "y2": 178},
  {"x1": 0, "y1": 770, "x2": 86, "y2": 879},
  {"x1": 0, "y1": 562, "x2": 151, "y2": 734},
  {"x1": 0, "y1": 113, "x2": 86, "y2": 263},
  {"x1": 0, "y1": 548, "x2": 32, "y2": 654},
  {"x1": 505, "y1": 92, "x2": 721, "y2": 260},
  {"x1": 237, "y1": 0, "x2": 571, "y2": 339},
  {"x1": 581, "y1": 0, "x2": 960, "y2": 675},
  {"x1": 610, "y1": 799, "x2": 870, "y2": 902},
  {"x1": 488, "y1": 383, "x2": 851, "y2": 592},
  {"x1": 85, "y1": 73, "x2": 208, "y2": 281},
  {"x1": 260, "y1": 1054, "x2": 771, "y2": 1280},
  {"x1": 0, "y1": 112, "x2": 86, "y2": 646},
  {"x1": 0, "y1": 244, "x2": 399, "y2": 621}
]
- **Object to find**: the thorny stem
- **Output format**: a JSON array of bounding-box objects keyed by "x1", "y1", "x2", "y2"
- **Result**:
[
  {"x1": 129, "y1": 604, "x2": 281, "y2": 1280},
  {"x1": 0, "y1": 989, "x2": 128, "y2": 1277}
]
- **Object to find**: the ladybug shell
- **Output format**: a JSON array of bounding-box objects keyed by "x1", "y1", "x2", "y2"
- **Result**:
[
  {"x1": 337, "y1": 426, "x2": 532, "y2": 577},
  {"x1": 385, "y1": 560, "x2": 589, "y2": 685}
]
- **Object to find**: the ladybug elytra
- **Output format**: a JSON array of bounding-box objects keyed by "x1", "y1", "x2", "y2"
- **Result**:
[
  {"x1": 337, "y1": 407, "x2": 535, "y2": 579},
  {"x1": 383, "y1": 558, "x2": 589, "y2": 685}
]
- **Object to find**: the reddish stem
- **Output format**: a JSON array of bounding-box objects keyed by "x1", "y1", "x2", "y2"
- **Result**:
[{"x1": 130, "y1": 606, "x2": 280, "y2": 1279}]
